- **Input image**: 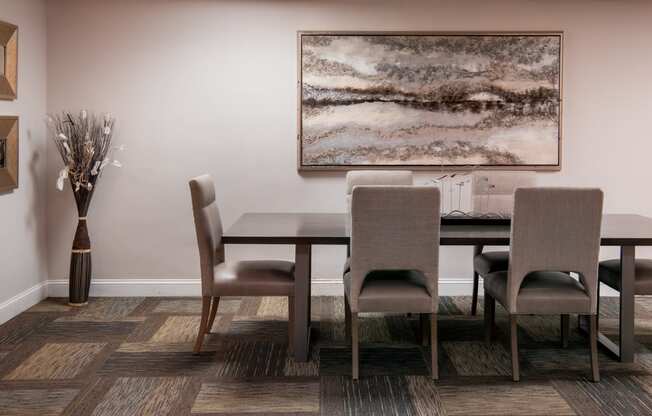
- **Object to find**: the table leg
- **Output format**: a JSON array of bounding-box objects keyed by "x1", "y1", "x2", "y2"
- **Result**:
[
  {"x1": 619, "y1": 245, "x2": 635, "y2": 362},
  {"x1": 293, "y1": 243, "x2": 312, "y2": 362},
  {"x1": 578, "y1": 245, "x2": 636, "y2": 363},
  {"x1": 471, "y1": 245, "x2": 483, "y2": 316}
]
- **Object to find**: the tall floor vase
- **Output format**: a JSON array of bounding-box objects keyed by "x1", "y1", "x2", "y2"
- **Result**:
[{"x1": 68, "y1": 187, "x2": 94, "y2": 306}]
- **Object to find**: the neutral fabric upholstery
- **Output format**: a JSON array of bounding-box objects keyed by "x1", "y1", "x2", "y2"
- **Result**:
[
  {"x1": 189, "y1": 175, "x2": 295, "y2": 297},
  {"x1": 484, "y1": 271, "x2": 591, "y2": 315},
  {"x1": 343, "y1": 170, "x2": 414, "y2": 274},
  {"x1": 599, "y1": 259, "x2": 652, "y2": 295},
  {"x1": 348, "y1": 185, "x2": 440, "y2": 313},
  {"x1": 345, "y1": 170, "x2": 413, "y2": 195},
  {"x1": 344, "y1": 270, "x2": 432, "y2": 313},
  {"x1": 474, "y1": 251, "x2": 509, "y2": 276},
  {"x1": 504, "y1": 187, "x2": 603, "y2": 314}
]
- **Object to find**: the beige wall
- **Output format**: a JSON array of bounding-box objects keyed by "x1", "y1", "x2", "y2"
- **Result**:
[
  {"x1": 45, "y1": 0, "x2": 652, "y2": 293},
  {"x1": 0, "y1": 0, "x2": 48, "y2": 318}
]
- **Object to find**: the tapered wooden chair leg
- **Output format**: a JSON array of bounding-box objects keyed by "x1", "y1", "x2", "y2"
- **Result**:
[
  {"x1": 344, "y1": 296, "x2": 352, "y2": 343},
  {"x1": 420, "y1": 313, "x2": 429, "y2": 346},
  {"x1": 484, "y1": 292, "x2": 495, "y2": 345},
  {"x1": 561, "y1": 314, "x2": 570, "y2": 348},
  {"x1": 471, "y1": 272, "x2": 479, "y2": 316},
  {"x1": 193, "y1": 296, "x2": 211, "y2": 354},
  {"x1": 431, "y1": 313, "x2": 438, "y2": 380},
  {"x1": 510, "y1": 314, "x2": 520, "y2": 382},
  {"x1": 206, "y1": 296, "x2": 220, "y2": 334},
  {"x1": 288, "y1": 296, "x2": 295, "y2": 353},
  {"x1": 352, "y1": 312, "x2": 359, "y2": 380},
  {"x1": 589, "y1": 314, "x2": 600, "y2": 382}
]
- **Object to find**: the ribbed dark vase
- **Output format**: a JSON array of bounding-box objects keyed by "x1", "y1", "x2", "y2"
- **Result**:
[{"x1": 69, "y1": 187, "x2": 94, "y2": 306}]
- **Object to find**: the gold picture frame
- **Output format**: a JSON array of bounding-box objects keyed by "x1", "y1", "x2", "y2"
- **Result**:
[
  {"x1": 0, "y1": 116, "x2": 18, "y2": 192},
  {"x1": 297, "y1": 31, "x2": 563, "y2": 171},
  {"x1": 0, "y1": 20, "x2": 18, "y2": 101}
]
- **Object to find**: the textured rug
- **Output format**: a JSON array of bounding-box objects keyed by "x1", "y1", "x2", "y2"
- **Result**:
[{"x1": 2, "y1": 296, "x2": 652, "y2": 415}]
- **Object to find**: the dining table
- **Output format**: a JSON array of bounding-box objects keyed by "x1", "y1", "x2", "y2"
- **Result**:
[{"x1": 222, "y1": 212, "x2": 652, "y2": 363}]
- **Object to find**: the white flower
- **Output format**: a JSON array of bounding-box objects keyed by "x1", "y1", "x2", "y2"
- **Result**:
[
  {"x1": 111, "y1": 160, "x2": 122, "y2": 168},
  {"x1": 56, "y1": 168, "x2": 68, "y2": 191},
  {"x1": 86, "y1": 182, "x2": 93, "y2": 191},
  {"x1": 62, "y1": 142, "x2": 71, "y2": 154},
  {"x1": 104, "y1": 126, "x2": 111, "y2": 135},
  {"x1": 74, "y1": 182, "x2": 81, "y2": 192},
  {"x1": 81, "y1": 110, "x2": 87, "y2": 120},
  {"x1": 90, "y1": 161, "x2": 101, "y2": 175},
  {"x1": 57, "y1": 133, "x2": 68, "y2": 140}
]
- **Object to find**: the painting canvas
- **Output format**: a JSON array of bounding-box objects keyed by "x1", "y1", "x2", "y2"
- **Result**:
[{"x1": 298, "y1": 32, "x2": 562, "y2": 170}]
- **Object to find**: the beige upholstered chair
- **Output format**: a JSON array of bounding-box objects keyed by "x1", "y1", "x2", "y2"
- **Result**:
[
  {"x1": 471, "y1": 171, "x2": 536, "y2": 315},
  {"x1": 343, "y1": 170, "x2": 413, "y2": 272},
  {"x1": 483, "y1": 188, "x2": 603, "y2": 382},
  {"x1": 189, "y1": 175, "x2": 295, "y2": 353},
  {"x1": 344, "y1": 185, "x2": 440, "y2": 380}
]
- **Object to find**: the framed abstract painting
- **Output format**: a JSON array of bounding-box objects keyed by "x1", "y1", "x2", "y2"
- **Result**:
[{"x1": 297, "y1": 31, "x2": 562, "y2": 171}]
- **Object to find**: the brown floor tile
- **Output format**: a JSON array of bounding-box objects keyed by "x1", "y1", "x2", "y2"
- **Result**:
[
  {"x1": 192, "y1": 378, "x2": 319, "y2": 414},
  {"x1": 438, "y1": 381, "x2": 576, "y2": 415},
  {"x1": 0, "y1": 388, "x2": 79, "y2": 416},
  {"x1": 90, "y1": 377, "x2": 190, "y2": 416},
  {"x1": 442, "y1": 341, "x2": 512, "y2": 376},
  {"x1": 4, "y1": 343, "x2": 106, "y2": 380},
  {"x1": 150, "y1": 316, "x2": 203, "y2": 343}
]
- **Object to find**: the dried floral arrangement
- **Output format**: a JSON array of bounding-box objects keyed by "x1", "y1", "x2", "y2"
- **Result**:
[
  {"x1": 48, "y1": 111, "x2": 123, "y2": 193},
  {"x1": 47, "y1": 110, "x2": 123, "y2": 305}
]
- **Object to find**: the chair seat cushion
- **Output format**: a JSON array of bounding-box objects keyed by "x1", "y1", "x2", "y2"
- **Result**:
[
  {"x1": 483, "y1": 271, "x2": 590, "y2": 314},
  {"x1": 343, "y1": 270, "x2": 433, "y2": 313},
  {"x1": 474, "y1": 251, "x2": 509, "y2": 276},
  {"x1": 599, "y1": 259, "x2": 652, "y2": 295},
  {"x1": 214, "y1": 260, "x2": 295, "y2": 296}
]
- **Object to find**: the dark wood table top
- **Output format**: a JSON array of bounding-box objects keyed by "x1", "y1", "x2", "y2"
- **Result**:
[{"x1": 222, "y1": 213, "x2": 652, "y2": 246}]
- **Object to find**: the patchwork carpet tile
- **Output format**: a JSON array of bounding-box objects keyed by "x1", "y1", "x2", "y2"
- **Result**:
[
  {"x1": 442, "y1": 341, "x2": 512, "y2": 376},
  {"x1": 191, "y1": 378, "x2": 319, "y2": 414},
  {"x1": 150, "y1": 316, "x2": 203, "y2": 343},
  {"x1": 0, "y1": 388, "x2": 79, "y2": 416},
  {"x1": 437, "y1": 382, "x2": 576, "y2": 415},
  {"x1": 4, "y1": 342, "x2": 106, "y2": 380},
  {"x1": 91, "y1": 377, "x2": 191, "y2": 416},
  {"x1": 0, "y1": 296, "x2": 651, "y2": 415}
]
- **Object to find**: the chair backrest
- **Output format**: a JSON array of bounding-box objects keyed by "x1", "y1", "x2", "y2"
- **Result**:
[
  {"x1": 345, "y1": 171, "x2": 414, "y2": 229},
  {"x1": 471, "y1": 171, "x2": 536, "y2": 214},
  {"x1": 345, "y1": 170, "x2": 414, "y2": 195},
  {"x1": 349, "y1": 185, "x2": 440, "y2": 312},
  {"x1": 189, "y1": 174, "x2": 224, "y2": 295},
  {"x1": 507, "y1": 187, "x2": 604, "y2": 314}
]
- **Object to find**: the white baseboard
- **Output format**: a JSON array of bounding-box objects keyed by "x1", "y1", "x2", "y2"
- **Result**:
[
  {"x1": 0, "y1": 278, "x2": 620, "y2": 326},
  {"x1": 47, "y1": 277, "x2": 481, "y2": 297},
  {"x1": 47, "y1": 278, "x2": 204, "y2": 298},
  {"x1": 0, "y1": 281, "x2": 49, "y2": 325}
]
